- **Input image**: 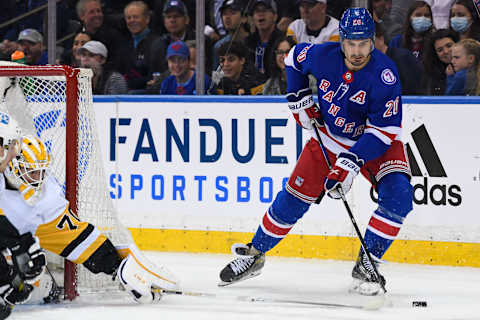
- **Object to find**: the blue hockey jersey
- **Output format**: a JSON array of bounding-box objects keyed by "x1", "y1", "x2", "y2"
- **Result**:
[{"x1": 285, "y1": 42, "x2": 402, "y2": 163}]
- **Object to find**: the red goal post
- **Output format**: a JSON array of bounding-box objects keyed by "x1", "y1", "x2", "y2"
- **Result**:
[{"x1": 0, "y1": 63, "x2": 132, "y2": 300}]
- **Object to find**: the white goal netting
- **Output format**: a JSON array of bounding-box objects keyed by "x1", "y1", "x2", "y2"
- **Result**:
[{"x1": 0, "y1": 62, "x2": 132, "y2": 299}]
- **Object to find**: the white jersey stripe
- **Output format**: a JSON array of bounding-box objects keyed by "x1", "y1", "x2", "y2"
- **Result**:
[
  {"x1": 267, "y1": 209, "x2": 294, "y2": 228},
  {"x1": 372, "y1": 212, "x2": 403, "y2": 228},
  {"x1": 66, "y1": 227, "x2": 101, "y2": 262},
  {"x1": 260, "y1": 224, "x2": 285, "y2": 239},
  {"x1": 366, "y1": 225, "x2": 396, "y2": 240}
]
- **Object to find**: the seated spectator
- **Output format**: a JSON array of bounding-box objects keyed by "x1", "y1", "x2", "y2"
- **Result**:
[
  {"x1": 213, "y1": 0, "x2": 250, "y2": 70},
  {"x1": 151, "y1": 0, "x2": 213, "y2": 36},
  {"x1": 287, "y1": 0, "x2": 339, "y2": 44},
  {"x1": 446, "y1": 38, "x2": 480, "y2": 95},
  {"x1": 60, "y1": 32, "x2": 91, "y2": 67},
  {"x1": 245, "y1": 0, "x2": 284, "y2": 77},
  {"x1": 216, "y1": 41, "x2": 266, "y2": 95},
  {"x1": 160, "y1": 41, "x2": 212, "y2": 95},
  {"x1": 78, "y1": 40, "x2": 128, "y2": 94},
  {"x1": 123, "y1": 1, "x2": 163, "y2": 92},
  {"x1": 369, "y1": 0, "x2": 388, "y2": 22},
  {"x1": 152, "y1": 0, "x2": 213, "y2": 73},
  {"x1": 449, "y1": 0, "x2": 480, "y2": 41},
  {"x1": 76, "y1": 0, "x2": 129, "y2": 70},
  {"x1": 263, "y1": 36, "x2": 295, "y2": 95},
  {"x1": 389, "y1": 1, "x2": 434, "y2": 62},
  {"x1": 421, "y1": 29, "x2": 458, "y2": 95},
  {"x1": 17, "y1": 29, "x2": 48, "y2": 65},
  {"x1": 375, "y1": 22, "x2": 422, "y2": 95}
]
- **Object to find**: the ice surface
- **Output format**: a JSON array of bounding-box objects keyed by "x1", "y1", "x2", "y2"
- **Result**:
[{"x1": 12, "y1": 252, "x2": 480, "y2": 320}]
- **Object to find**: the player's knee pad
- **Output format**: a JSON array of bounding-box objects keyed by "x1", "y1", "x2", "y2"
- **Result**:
[
  {"x1": 271, "y1": 189, "x2": 311, "y2": 225},
  {"x1": 377, "y1": 173, "x2": 413, "y2": 221}
]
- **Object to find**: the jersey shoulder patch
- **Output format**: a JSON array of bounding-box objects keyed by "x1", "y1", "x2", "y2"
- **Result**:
[{"x1": 380, "y1": 68, "x2": 396, "y2": 85}]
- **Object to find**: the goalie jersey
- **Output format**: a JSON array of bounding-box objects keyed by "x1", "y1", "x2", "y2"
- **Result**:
[
  {"x1": 0, "y1": 174, "x2": 108, "y2": 265},
  {"x1": 285, "y1": 42, "x2": 403, "y2": 163}
]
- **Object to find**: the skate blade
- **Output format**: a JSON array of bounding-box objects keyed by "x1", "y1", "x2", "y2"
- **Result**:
[
  {"x1": 348, "y1": 278, "x2": 383, "y2": 296},
  {"x1": 217, "y1": 270, "x2": 261, "y2": 287}
]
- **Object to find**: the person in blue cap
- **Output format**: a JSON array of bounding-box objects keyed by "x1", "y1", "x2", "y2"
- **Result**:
[{"x1": 160, "y1": 40, "x2": 212, "y2": 95}]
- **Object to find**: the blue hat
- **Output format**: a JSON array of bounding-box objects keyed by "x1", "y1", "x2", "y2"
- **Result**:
[
  {"x1": 166, "y1": 41, "x2": 189, "y2": 59},
  {"x1": 163, "y1": 0, "x2": 187, "y2": 16}
]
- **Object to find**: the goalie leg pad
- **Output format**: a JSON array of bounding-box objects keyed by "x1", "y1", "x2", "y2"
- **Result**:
[{"x1": 116, "y1": 244, "x2": 180, "y2": 304}]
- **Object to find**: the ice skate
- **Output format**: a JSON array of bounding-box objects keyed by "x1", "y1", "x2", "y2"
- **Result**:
[
  {"x1": 218, "y1": 243, "x2": 265, "y2": 286},
  {"x1": 350, "y1": 250, "x2": 386, "y2": 296}
]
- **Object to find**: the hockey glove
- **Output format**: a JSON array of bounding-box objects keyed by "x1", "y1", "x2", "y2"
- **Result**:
[
  {"x1": 324, "y1": 152, "x2": 364, "y2": 199},
  {"x1": 0, "y1": 251, "x2": 33, "y2": 306},
  {"x1": 288, "y1": 95, "x2": 324, "y2": 130},
  {"x1": 0, "y1": 282, "x2": 34, "y2": 306},
  {"x1": 10, "y1": 233, "x2": 46, "y2": 283}
]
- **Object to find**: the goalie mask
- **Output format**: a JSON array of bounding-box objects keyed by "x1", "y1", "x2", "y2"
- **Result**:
[
  {"x1": 5, "y1": 135, "x2": 51, "y2": 203},
  {"x1": 0, "y1": 111, "x2": 21, "y2": 161}
]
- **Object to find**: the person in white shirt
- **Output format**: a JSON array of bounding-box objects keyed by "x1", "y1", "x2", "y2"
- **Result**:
[{"x1": 287, "y1": 0, "x2": 339, "y2": 44}]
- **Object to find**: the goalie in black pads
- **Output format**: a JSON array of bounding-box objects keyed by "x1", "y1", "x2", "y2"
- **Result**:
[{"x1": 0, "y1": 112, "x2": 180, "y2": 317}]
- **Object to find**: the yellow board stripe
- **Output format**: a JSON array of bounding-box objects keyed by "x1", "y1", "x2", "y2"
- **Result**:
[{"x1": 128, "y1": 228, "x2": 480, "y2": 268}]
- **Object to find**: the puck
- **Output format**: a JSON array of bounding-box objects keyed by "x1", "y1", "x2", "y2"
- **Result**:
[{"x1": 412, "y1": 301, "x2": 427, "y2": 307}]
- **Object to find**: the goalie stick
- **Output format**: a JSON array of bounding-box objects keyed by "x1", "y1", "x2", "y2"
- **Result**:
[
  {"x1": 154, "y1": 289, "x2": 385, "y2": 310},
  {"x1": 310, "y1": 120, "x2": 387, "y2": 294}
]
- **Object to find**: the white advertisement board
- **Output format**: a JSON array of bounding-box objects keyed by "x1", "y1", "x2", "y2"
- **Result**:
[{"x1": 93, "y1": 97, "x2": 480, "y2": 243}]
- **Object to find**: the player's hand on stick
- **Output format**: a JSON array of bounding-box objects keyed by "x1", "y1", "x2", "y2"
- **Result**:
[
  {"x1": 289, "y1": 95, "x2": 324, "y2": 130},
  {"x1": 324, "y1": 152, "x2": 364, "y2": 199}
]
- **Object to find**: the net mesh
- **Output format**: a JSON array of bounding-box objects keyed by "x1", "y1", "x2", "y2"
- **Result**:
[{"x1": 0, "y1": 62, "x2": 132, "y2": 295}]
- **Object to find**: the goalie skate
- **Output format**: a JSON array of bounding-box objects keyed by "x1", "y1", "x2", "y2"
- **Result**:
[
  {"x1": 350, "y1": 250, "x2": 386, "y2": 296},
  {"x1": 218, "y1": 243, "x2": 265, "y2": 287}
]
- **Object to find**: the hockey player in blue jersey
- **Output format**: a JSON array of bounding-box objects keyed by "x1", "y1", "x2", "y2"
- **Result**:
[{"x1": 219, "y1": 7, "x2": 413, "y2": 296}]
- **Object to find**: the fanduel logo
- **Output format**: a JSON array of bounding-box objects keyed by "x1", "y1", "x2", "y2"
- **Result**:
[{"x1": 370, "y1": 124, "x2": 462, "y2": 206}]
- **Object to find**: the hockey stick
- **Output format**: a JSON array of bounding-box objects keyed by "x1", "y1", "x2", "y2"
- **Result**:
[
  {"x1": 310, "y1": 121, "x2": 387, "y2": 294},
  {"x1": 154, "y1": 288, "x2": 383, "y2": 310}
]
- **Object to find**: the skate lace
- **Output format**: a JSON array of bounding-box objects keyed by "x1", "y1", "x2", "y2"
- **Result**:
[
  {"x1": 361, "y1": 253, "x2": 376, "y2": 276},
  {"x1": 229, "y1": 257, "x2": 254, "y2": 275}
]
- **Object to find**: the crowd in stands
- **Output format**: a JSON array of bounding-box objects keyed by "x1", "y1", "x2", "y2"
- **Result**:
[{"x1": 0, "y1": 0, "x2": 480, "y2": 96}]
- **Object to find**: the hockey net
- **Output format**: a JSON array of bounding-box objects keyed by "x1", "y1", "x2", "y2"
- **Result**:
[{"x1": 0, "y1": 62, "x2": 133, "y2": 300}]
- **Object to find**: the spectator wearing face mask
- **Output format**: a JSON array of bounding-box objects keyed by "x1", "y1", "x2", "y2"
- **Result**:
[
  {"x1": 389, "y1": 1, "x2": 434, "y2": 62},
  {"x1": 449, "y1": 0, "x2": 480, "y2": 41}
]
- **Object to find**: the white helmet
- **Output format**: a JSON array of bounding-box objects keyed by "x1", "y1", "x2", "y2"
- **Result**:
[
  {"x1": 5, "y1": 135, "x2": 51, "y2": 195},
  {"x1": 0, "y1": 111, "x2": 21, "y2": 161}
]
